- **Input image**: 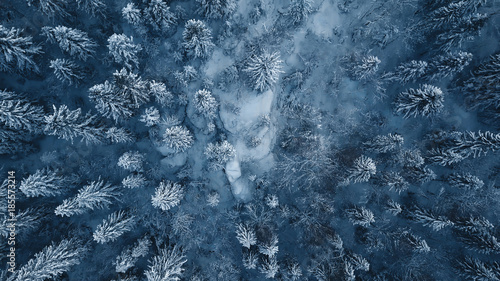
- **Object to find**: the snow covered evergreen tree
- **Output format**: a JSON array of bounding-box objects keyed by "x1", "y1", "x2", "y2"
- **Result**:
[
  {"x1": 260, "y1": 257, "x2": 279, "y2": 279},
  {"x1": 89, "y1": 81, "x2": 133, "y2": 122},
  {"x1": 49, "y1": 58, "x2": 84, "y2": 85},
  {"x1": 0, "y1": 25, "x2": 42, "y2": 72},
  {"x1": 113, "y1": 68, "x2": 150, "y2": 108},
  {"x1": 149, "y1": 80, "x2": 173, "y2": 106},
  {"x1": 382, "y1": 60, "x2": 428, "y2": 84},
  {"x1": 145, "y1": 246, "x2": 186, "y2": 281},
  {"x1": 345, "y1": 155, "x2": 376, "y2": 184},
  {"x1": 448, "y1": 173, "x2": 484, "y2": 190},
  {"x1": 26, "y1": 0, "x2": 69, "y2": 18},
  {"x1": 196, "y1": 0, "x2": 236, "y2": 19},
  {"x1": 182, "y1": 19, "x2": 214, "y2": 58},
  {"x1": 43, "y1": 104, "x2": 106, "y2": 144},
  {"x1": 235, "y1": 223, "x2": 257, "y2": 249},
  {"x1": 0, "y1": 208, "x2": 39, "y2": 238},
  {"x1": 394, "y1": 84, "x2": 444, "y2": 118},
  {"x1": 162, "y1": 126, "x2": 194, "y2": 153},
  {"x1": 42, "y1": 26, "x2": 97, "y2": 61},
  {"x1": 400, "y1": 231, "x2": 430, "y2": 253},
  {"x1": 55, "y1": 178, "x2": 121, "y2": 217},
  {"x1": 345, "y1": 206, "x2": 375, "y2": 227},
  {"x1": 118, "y1": 151, "x2": 145, "y2": 172},
  {"x1": 106, "y1": 127, "x2": 134, "y2": 143},
  {"x1": 403, "y1": 165, "x2": 436, "y2": 184},
  {"x1": 380, "y1": 172, "x2": 409, "y2": 193},
  {"x1": 205, "y1": 140, "x2": 236, "y2": 170},
  {"x1": 11, "y1": 238, "x2": 86, "y2": 281},
  {"x1": 122, "y1": 173, "x2": 147, "y2": 189},
  {"x1": 151, "y1": 180, "x2": 184, "y2": 211},
  {"x1": 107, "y1": 34, "x2": 142, "y2": 69},
  {"x1": 145, "y1": 0, "x2": 177, "y2": 31},
  {"x1": 348, "y1": 55, "x2": 381, "y2": 81},
  {"x1": 427, "y1": 51, "x2": 473, "y2": 80},
  {"x1": 457, "y1": 256, "x2": 500, "y2": 281},
  {"x1": 123, "y1": 3, "x2": 143, "y2": 25},
  {"x1": 20, "y1": 168, "x2": 68, "y2": 197},
  {"x1": 115, "y1": 236, "x2": 151, "y2": 273},
  {"x1": 93, "y1": 210, "x2": 135, "y2": 243},
  {"x1": 287, "y1": 0, "x2": 314, "y2": 24},
  {"x1": 410, "y1": 207, "x2": 454, "y2": 231},
  {"x1": 259, "y1": 234, "x2": 279, "y2": 257},
  {"x1": 437, "y1": 13, "x2": 489, "y2": 51},
  {"x1": 463, "y1": 54, "x2": 500, "y2": 111},
  {"x1": 76, "y1": 0, "x2": 106, "y2": 17},
  {"x1": 140, "y1": 107, "x2": 161, "y2": 127},
  {"x1": 0, "y1": 90, "x2": 44, "y2": 133},
  {"x1": 193, "y1": 89, "x2": 218, "y2": 119},
  {"x1": 244, "y1": 51, "x2": 283, "y2": 91},
  {"x1": 364, "y1": 133, "x2": 403, "y2": 153}
]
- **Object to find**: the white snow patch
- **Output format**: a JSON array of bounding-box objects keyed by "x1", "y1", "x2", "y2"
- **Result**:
[
  {"x1": 202, "y1": 49, "x2": 234, "y2": 80},
  {"x1": 307, "y1": 0, "x2": 340, "y2": 39}
]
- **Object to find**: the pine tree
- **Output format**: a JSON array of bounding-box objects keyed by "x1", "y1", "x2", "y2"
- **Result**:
[
  {"x1": 380, "y1": 172, "x2": 409, "y2": 193},
  {"x1": 244, "y1": 51, "x2": 284, "y2": 91},
  {"x1": 0, "y1": 90, "x2": 44, "y2": 132},
  {"x1": 205, "y1": 140, "x2": 236, "y2": 170},
  {"x1": 0, "y1": 208, "x2": 39, "y2": 238},
  {"x1": 145, "y1": 0, "x2": 177, "y2": 31},
  {"x1": 235, "y1": 223, "x2": 257, "y2": 249},
  {"x1": 115, "y1": 236, "x2": 151, "y2": 273},
  {"x1": 349, "y1": 55, "x2": 381, "y2": 81},
  {"x1": 151, "y1": 181, "x2": 184, "y2": 211},
  {"x1": 122, "y1": 3, "x2": 143, "y2": 26},
  {"x1": 196, "y1": 0, "x2": 236, "y2": 19},
  {"x1": 0, "y1": 25, "x2": 42, "y2": 72},
  {"x1": 43, "y1": 104, "x2": 106, "y2": 144},
  {"x1": 122, "y1": 173, "x2": 147, "y2": 189},
  {"x1": 0, "y1": 126, "x2": 35, "y2": 155},
  {"x1": 118, "y1": 151, "x2": 145, "y2": 172},
  {"x1": 345, "y1": 206, "x2": 375, "y2": 227},
  {"x1": 107, "y1": 34, "x2": 142, "y2": 69},
  {"x1": 382, "y1": 60, "x2": 428, "y2": 84},
  {"x1": 113, "y1": 68, "x2": 150, "y2": 108},
  {"x1": 260, "y1": 257, "x2": 279, "y2": 279},
  {"x1": 385, "y1": 199, "x2": 402, "y2": 215},
  {"x1": 458, "y1": 230, "x2": 500, "y2": 254},
  {"x1": 364, "y1": 133, "x2": 403, "y2": 153},
  {"x1": 49, "y1": 58, "x2": 84, "y2": 85},
  {"x1": 463, "y1": 54, "x2": 500, "y2": 110},
  {"x1": 410, "y1": 207, "x2": 453, "y2": 231},
  {"x1": 20, "y1": 168, "x2": 68, "y2": 197},
  {"x1": 447, "y1": 173, "x2": 484, "y2": 190},
  {"x1": 287, "y1": 0, "x2": 314, "y2": 24},
  {"x1": 193, "y1": 89, "x2": 218, "y2": 119},
  {"x1": 397, "y1": 149, "x2": 424, "y2": 167},
  {"x1": 394, "y1": 84, "x2": 444, "y2": 118},
  {"x1": 26, "y1": 0, "x2": 70, "y2": 18},
  {"x1": 427, "y1": 147, "x2": 465, "y2": 166},
  {"x1": 89, "y1": 81, "x2": 133, "y2": 122},
  {"x1": 106, "y1": 127, "x2": 134, "y2": 143},
  {"x1": 437, "y1": 13, "x2": 489, "y2": 51},
  {"x1": 162, "y1": 126, "x2": 194, "y2": 153},
  {"x1": 11, "y1": 238, "x2": 86, "y2": 281},
  {"x1": 259, "y1": 234, "x2": 279, "y2": 257},
  {"x1": 55, "y1": 178, "x2": 121, "y2": 217},
  {"x1": 457, "y1": 256, "x2": 500, "y2": 281},
  {"x1": 42, "y1": 26, "x2": 97, "y2": 61},
  {"x1": 140, "y1": 107, "x2": 161, "y2": 127},
  {"x1": 427, "y1": 51, "x2": 473, "y2": 80},
  {"x1": 149, "y1": 80, "x2": 173, "y2": 106},
  {"x1": 454, "y1": 215, "x2": 493, "y2": 234},
  {"x1": 346, "y1": 155, "x2": 376, "y2": 184},
  {"x1": 449, "y1": 131, "x2": 500, "y2": 158},
  {"x1": 76, "y1": 0, "x2": 106, "y2": 17},
  {"x1": 401, "y1": 231, "x2": 430, "y2": 253},
  {"x1": 145, "y1": 246, "x2": 186, "y2": 281},
  {"x1": 403, "y1": 165, "x2": 436, "y2": 184},
  {"x1": 93, "y1": 210, "x2": 135, "y2": 243},
  {"x1": 182, "y1": 19, "x2": 214, "y2": 58}
]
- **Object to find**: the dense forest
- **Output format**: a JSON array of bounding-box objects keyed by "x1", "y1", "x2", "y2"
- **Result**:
[{"x1": 1, "y1": 0, "x2": 500, "y2": 280}]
